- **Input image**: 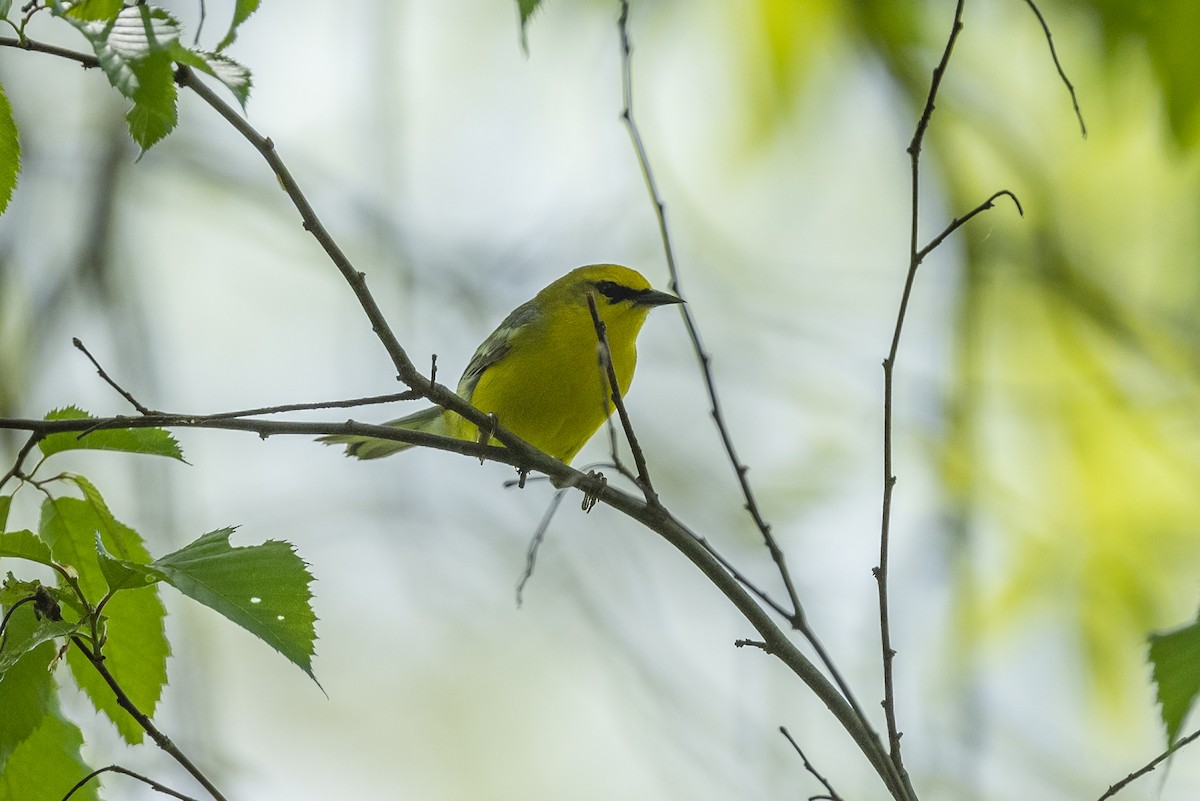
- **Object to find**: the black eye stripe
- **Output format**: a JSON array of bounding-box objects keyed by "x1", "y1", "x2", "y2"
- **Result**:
[{"x1": 593, "y1": 280, "x2": 643, "y2": 303}]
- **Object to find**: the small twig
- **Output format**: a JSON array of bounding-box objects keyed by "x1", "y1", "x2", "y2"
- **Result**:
[
  {"x1": 72, "y1": 338, "x2": 155, "y2": 414},
  {"x1": 1096, "y1": 728, "x2": 1200, "y2": 801},
  {"x1": 780, "y1": 726, "x2": 844, "y2": 801},
  {"x1": 71, "y1": 637, "x2": 228, "y2": 801},
  {"x1": 62, "y1": 764, "x2": 199, "y2": 801},
  {"x1": 734, "y1": 638, "x2": 770, "y2": 652},
  {"x1": 585, "y1": 292, "x2": 657, "y2": 500},
  {"x1": 0, "y1": 432, "x2": 42, "y2": 492},
  {"x1": 615, "y1": 0, "x2": 804, "y2": 620},
  {"x1": 916, "y1": 190, "x2": 1023, "y2": 261},
  {"x1": 515, "y1": 486, "x2": 568, "y2": 607},
  {"x1": 1019, "y1": 0, "x2": 1086, "y2": 138},
  {"x1": 185, "y1": 391, "x2": 423, "y2": 420}
]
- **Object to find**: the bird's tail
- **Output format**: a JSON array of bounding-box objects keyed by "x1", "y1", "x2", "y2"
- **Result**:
[{"x1": 318, "y1": 406, "x2": 449, "y2": 459}]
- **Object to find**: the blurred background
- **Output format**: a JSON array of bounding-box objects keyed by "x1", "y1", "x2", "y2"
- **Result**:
[{"x1": 2, "y1": 0, "x2": 1200, "y2": 799}]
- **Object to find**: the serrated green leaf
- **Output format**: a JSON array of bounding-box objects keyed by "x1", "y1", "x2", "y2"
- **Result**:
[
  {"x1": 63, "y1": 0, "x2": 122, "y2": 21},
  {"x1": 0, "y1": 595, "x2": 79, "y2": 678},
  {"x1": 0, "y1": 620, "x2": 56, "y2": 775},
  {"x1": 0, "y1": 495, "x2": 10, "y2": 530},
  {"x1": 0, "y1": 530, "x2": 54, "y2": 568},
  {"x1": 0, "y1": 698, "x2": 96, "y2": 801},
  {"x1": 217, "y1": 0, "x2": 260, "y2": 51},
  {"x1": 173, "y1": 47, "x2": 252, "y2": 110},
  {"x1": 1149, "y1": 617, "x2": 1200, "y2": 744},
  {"x1": 39, "y1": 485, "x2": 168, "y2": 744},
  {"x1": 0, "y1": 82, "x2": 19, "y2": 217},
  {"x1": 48, "y1": 2, "x2": 183, "y2": 150},
  {"x1": 95, "y1": 532, "x2": 154, "y2": 592},
  {"x1": 39, "y1": 406, "x2": 185, "y2": 462},
  {"x1": 151, "y1": 528, "x2": 319, "y2": 685},
  {"x1": 124, "y1": 50, "x2": 178, "y2": 150},
  {"x1": 516, "y1": 0, "x2": 542, "y2": 53}
]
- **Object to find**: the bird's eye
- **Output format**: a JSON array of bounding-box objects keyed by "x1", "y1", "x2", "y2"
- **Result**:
[{"x1": 593, "y1": 280, "x2": 642, "y2": 303}]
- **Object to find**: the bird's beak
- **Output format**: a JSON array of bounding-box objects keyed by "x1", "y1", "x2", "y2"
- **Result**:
[{"x1": 636, "y1": 288, "x2": 685, "y2": 307}]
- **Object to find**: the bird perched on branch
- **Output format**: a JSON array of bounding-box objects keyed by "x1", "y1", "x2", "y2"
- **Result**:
[{"x1": 320, "y1": 263, "x2": 682, "y2": 464}]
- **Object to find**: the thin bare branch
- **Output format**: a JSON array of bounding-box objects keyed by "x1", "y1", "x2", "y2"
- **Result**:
[
  {"x1": 615, "y1": 0, "x2": 804, "y2": 620},
  {"x1": 780, "y1": 726, "x2": 845, "y2": 801},
  {"x1": 62, "y1": 764, "x2": 199, "y2": 801},
  {"x1": 71, "y1": 636, "x2": 228, "y2": 801},
  {"x1": 1096, "y1": 728, "x2": 1200, "y2": 801},
  {"x1": 1019, "y1": 0, "x2": 1086, "y2": 138},
  {"x1": 72, "y1": 338, "x2": 156, "y2": 414},
  {"x1": 880, "y1": 0, "x2": 967, "y2": 789}
]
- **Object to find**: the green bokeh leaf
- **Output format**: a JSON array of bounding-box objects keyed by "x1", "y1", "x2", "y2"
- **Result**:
[
  {"x1": 39, "y1": 481, "x2": 168, "y2": 745},
  {"x1": 0, "y1": 82, "x2": 19, "y2": 217},
  {"x1": 217, "y1": 0, "x2": 260, "y2": 51},
  {"x1": 38, "y1": 406, "x2": 185, "y2": 461},
  {"x1": 1149, "y1": 616, "x2": 1200, "y2": 744},
  {"x1": 0, "y1": 699, "x2": 95, "y2": 801},
  {"x1": 516, "y1": 0, "x2": 542, "y2": 53},
  {"x1": 151, "y1": 528, "x2": 319, "y2": 685}
]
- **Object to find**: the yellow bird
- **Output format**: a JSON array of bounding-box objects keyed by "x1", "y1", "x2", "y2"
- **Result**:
[{"x1": 322, "y1": 264, "x2": 682, "y2": 463}]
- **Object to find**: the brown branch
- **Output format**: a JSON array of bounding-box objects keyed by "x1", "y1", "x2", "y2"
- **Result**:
[
  {"x1": 615, "y1": 0, "x2": 805, "y2": 622},
  {"x1": 71, "y1": 636, "x2": 227, "y2": 801},
  {"x1": 879, "y1": 0, "x2": 967, "y2": 791},
  {"x1": 62, "y1": 764, "x2": 199, "y2": 801},
  {"x1": 1096, "y1": 727, "x2": 1200, "y2": 801},
  {"x1": 1019, "y1": 0, "x2": 1086, "y2": 138},
  {"x1": 73, "y1": 338, "x2": 156, "y2": 414},
  {"x1": 780, "y1": 726, "x2": 844, "y2": 801}
]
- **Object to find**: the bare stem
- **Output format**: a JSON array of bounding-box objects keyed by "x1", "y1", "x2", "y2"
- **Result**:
[
  {"x1": 615, "y1": 0, "x2": 804, "y2": 620},
  {"x1": 71, "y1": 637, "x2": 228, "y2": 801}
]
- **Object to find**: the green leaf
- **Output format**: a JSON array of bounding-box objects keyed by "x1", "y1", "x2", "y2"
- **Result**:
[
  {"x1": 48, "y1": 2, "x2": 183, "y2": 150},
  {"x1": 216, "y1": 0, "x2": 260, "y2": 51},
  {"x1": 516, "y1": 0, "x2": 542, "y2": 53},
  {"x1": 0, "y1": 621, "x2": 56, "y2": 775},
  {"x1": 0, "y1": 82, "x2": 19, "y2": 217},
  {"x1": 0, "y1": 495, "x2": 10, "y2": 530},
  {"x1": 151, "y1": 528, "x2": 319, "y2": 685},
  {"x1": 0, "y1": 701, "x2": 96, "y2": 801},
  {"x1": 1149, "y1": 616, "x2": 1200, "y2": 744},
  {"x1": 173, "y1": 47, "x2": 252, "y2": 110},
  {"x1": 0, "y1": 1, "x2": 12, "y2": 21},
  {"x1": 95, "y1": 532, "x2": 154, "y2": 592},
  {"x1": 0, "y1": 531, "x2": 53, "y2": 568},
  {"x1": 39, "y1": 483, "x2": 168, "y2": 745},
  {"x1": 39, "y1": 406, "x2": 185, "y2": 461},
  {"x1": 63, "y1": 0, "x2": 121, "y2": 21},
  {"x1": 124, "y1": 50, "x2": 178, "y2": 150}
]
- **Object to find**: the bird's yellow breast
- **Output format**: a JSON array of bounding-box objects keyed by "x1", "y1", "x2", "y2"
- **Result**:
[{"x1": 451, "y1": 294, "x2": 647, "y2": 463}]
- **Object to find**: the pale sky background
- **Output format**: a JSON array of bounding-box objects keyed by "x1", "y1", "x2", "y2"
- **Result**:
[{"x1": 1, "y1": 1, "x2": 1198, "y2": 800}]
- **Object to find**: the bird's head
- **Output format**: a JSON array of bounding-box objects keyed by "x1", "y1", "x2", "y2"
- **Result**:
[{"x1": 542, "y1": 264, "x2": 683, "y2": 334}]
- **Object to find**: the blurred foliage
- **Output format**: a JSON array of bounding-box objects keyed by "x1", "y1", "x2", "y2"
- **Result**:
[{"x1": 713, "y1": 0, "x2": 1200, "y2": 722}]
